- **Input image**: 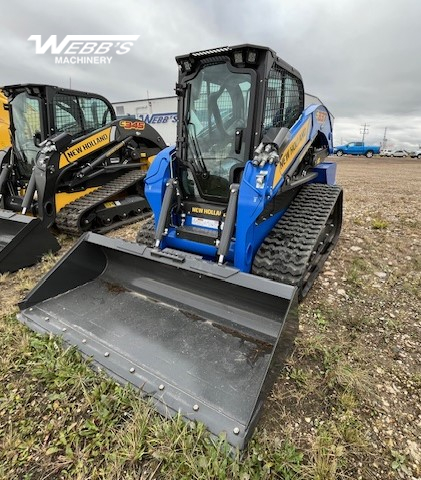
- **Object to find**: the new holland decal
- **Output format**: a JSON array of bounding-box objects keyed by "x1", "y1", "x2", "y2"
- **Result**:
[
  {"x1": 272, "y1": 118, "x2": 311, "y2": 187},
  {"x1": 191, "y1": 206, "x2": 223, "y2": 217},
  {"x1": 61, "y1": 127, "x2": 112, "y2": 166}
]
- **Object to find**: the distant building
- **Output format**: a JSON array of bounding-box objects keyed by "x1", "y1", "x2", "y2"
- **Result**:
[{"x1": 113, "y1": 96, "x2": 177, "y2": 145}]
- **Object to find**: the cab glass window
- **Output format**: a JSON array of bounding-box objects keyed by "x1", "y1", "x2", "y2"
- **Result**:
[
  {"x1": 263, "y1": 66, "x2": 304, "y2": 133},
  {"x1": 53, "y1": 94, "x2": 113, "y2": 139},
  {"x1": 10, "y1": 92, "x2": 43, "y2": 166}
]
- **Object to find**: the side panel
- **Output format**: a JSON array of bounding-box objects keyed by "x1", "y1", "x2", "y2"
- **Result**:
[
  {"x1": 59, "y1": 120, "x2": 166, "y2": 167},
  {"x1": 60, "y1": 127, "x2": 113, "y2": 167},
  {"x1": 234, "y1": 104, "x2": 335, "y2": 272},
  {"x1": 272, "y1": 118, "x2": 311, "y2": 187},
  {"x1": 144, "y1": 106, "x2": 336, "y2": 274},
  {"x1": 144, "y1": 146, "x2": 174, "y2": 228}
]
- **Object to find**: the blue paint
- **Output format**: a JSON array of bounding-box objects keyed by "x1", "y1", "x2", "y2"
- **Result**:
[{"x1": 144, "y1": 105, "x2": 337, "y2": 272}]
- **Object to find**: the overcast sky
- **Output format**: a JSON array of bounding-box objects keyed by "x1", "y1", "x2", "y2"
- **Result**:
[{"x1": 1, "y1": 0, "x2": 420, "y2": 149}]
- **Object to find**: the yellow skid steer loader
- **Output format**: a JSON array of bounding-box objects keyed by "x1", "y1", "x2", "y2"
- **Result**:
[{"x1": 0, "y1": 84, "x2": 166, "y2": 272}]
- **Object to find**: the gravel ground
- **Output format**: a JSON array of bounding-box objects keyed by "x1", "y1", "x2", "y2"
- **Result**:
[{"x1": 261, "y1": 156, "x2": 420, "y2": 479}]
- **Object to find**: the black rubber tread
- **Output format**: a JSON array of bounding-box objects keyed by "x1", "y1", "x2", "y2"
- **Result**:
[
  {"x1": 136, "y1": 216, "x2": 156, "y2": 247},
  {"x1": 96, "y1": 211, "x2": 152, "y2": 235},
  {"x1": 56, "y1": 170, "x2": 147, "y2": 236},
  {"x1": 252, "y1": 183, "x2": 342, "y2": 300}
]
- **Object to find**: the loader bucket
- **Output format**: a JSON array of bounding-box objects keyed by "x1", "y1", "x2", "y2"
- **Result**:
[
  {"x1": 18, "y1": 233, "x2": 298, "y2": 449},
  {"x1": 0, "y1": 210, "x2": 60, "y2": 273}
]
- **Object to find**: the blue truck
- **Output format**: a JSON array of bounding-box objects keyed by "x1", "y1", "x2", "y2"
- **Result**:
[{"x1": 333, "y1": 141, "x2": 380, "y2": 157}]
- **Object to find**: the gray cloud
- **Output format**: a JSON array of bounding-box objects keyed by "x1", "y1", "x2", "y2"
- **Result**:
[{"x1": 1, "y1": 0, "x2": 420, "y2": 148}]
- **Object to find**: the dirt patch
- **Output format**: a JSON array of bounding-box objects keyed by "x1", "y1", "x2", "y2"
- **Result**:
[{"x1": 103, "y1": 281, "x2": 129, "y2": 294}]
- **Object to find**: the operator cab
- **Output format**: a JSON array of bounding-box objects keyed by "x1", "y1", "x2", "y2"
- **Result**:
[
  {"x1": 155, "y1": 45, "x2": 305, "y2": 257},
  {"x1": 176, "y1": 44, "x2": 304, "y2": 204},
  {"x1": 3, "y1": 84, "x2": 115, "y2": 177},
  {"x1": 1, "y1": 84, "x2": 115, "y2": 213},
  {"x1": 182, "y1": 62, "x2": 252, "y2": 200}
]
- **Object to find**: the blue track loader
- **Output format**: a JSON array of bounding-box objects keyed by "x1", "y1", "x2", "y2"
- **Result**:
[{"x1": 19, "y1": 45, "x2": 343, "y2": 449}]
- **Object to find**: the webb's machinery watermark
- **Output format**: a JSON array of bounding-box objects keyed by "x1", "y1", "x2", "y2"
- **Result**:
[{"x1": 28, "y1": 35, "x2": 140, "y2": 64}]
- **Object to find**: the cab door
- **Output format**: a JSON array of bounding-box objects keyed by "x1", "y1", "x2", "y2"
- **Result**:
[{"x1": 347, "y1": 142, "x2": 357, "y2": 154}]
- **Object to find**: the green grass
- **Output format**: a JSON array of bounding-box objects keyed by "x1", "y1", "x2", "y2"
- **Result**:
[
  {"x1": 390, "y1": 450, "x2": 411, "y2": 476},
  {"x1": 307, "y1": 412, "x2": 367, "y2": 480},
  {"x1": 289, "y1": 326, "x2": 374, "y2": 480},
  {"x1": 294, "y1": 332, "x2": 372, "y2": 400},
  {"x1": 371, "y1": 218, "x2": 389, "y2": 230},
  {"x1": 345, "y1": 257, "x2": 371, "y2": 291},
  {"x1": 0, "y1": 314, "x2": 304, "y2": 480},
  {"x1": 312, "y1": 310, "x2": 329, "y2": 331}
]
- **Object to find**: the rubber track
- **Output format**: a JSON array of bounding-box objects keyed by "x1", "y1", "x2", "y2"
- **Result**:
[
  {"x1": 136, "y1": 216, "x2": 156, "y2": 247},
  {"x1": 56, "y1": 170, "x2": 146, "y2": 236},
  {"x1": 252, "y1": 183, "x2": 342, "y2": 298}
]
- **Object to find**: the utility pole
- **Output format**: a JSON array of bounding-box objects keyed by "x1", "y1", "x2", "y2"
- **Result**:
[
  {"x1": 382, "y1": 127, "x2": 388, "y2": 149},
  {"x1": 360, "y1": 123, "x2": 369, "y2": 143}
]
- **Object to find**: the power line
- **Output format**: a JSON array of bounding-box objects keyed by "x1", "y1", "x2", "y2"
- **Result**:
[{"x1": 360, "y1": 123, "x2": 369, "y2": 143}]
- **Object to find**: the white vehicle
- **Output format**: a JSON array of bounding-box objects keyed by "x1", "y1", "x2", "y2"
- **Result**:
[
  {"x1": 391, "y1": 150, "x2": 408, "y2": 157},
  {"x1": 380, "y1": 149, "x2": 392, "y2": 157},
  {"x1": 409, "y1": 150, "x2": 421, "y2": 159}
]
